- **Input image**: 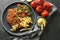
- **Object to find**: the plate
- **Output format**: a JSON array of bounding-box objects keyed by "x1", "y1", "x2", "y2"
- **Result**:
[{"x1": 1, "y1": 2, "x2": 36, "y2": 36}]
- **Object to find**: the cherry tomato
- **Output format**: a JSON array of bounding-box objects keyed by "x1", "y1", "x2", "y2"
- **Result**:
[
  {"x1": 43, "y1": 2, "x2": 51, "y2": 11},
  {"x1": 27, "y1": 13, "x2": 30, "y2": 16},
  {"x1": 35, "y1": 0, "x2": 44, "y2": 6},
  {"x1": 41, "y1": 10, "x2": 49, "y2": 17},
  {"x1": 23, "y1": 6, "x2": 27, "y2": 10},
  {"x1": 21, "y1": 13, "x2": 25, "y2": 17},
  {"x1": 35, "y1": 6, "x2": 43, "y2": 14},
  {"x1": 30, "y1": 1, "x2": 37, "y2": 9},
  {"x1": 17, "y1": 3, "x2": 21, "y2": 7},
  {"x1": 18, "y1": 10, "x2": 23, "y2": 13}
]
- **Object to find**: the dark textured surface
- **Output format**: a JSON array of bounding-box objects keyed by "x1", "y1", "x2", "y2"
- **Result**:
[{"x1": 0, "y1": 0, "x2": 60, "y2": 40}]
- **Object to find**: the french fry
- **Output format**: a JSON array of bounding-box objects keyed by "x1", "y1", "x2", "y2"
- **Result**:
[{"x1": 20, "y1": 28, "x2": 31, "y2": 32}]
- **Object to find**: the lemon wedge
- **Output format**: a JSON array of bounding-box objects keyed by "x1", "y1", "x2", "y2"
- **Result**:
[{"x1": 37, "y1": 18, "x2": 46, "y2": 30}]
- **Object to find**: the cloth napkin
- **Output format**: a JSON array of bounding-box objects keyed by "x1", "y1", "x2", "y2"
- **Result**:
[{"x1": 10, "y1": 25, "x2": 43, "y2": 40}]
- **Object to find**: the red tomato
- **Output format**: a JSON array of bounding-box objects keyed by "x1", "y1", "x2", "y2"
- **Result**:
[
  {"x1": 35, "y1": 6, "x2": 43, "y2": 14},
  {"x1": 17, "y1": 3, "x2": 21, "y2": 7},
  {"x1": 18, "y1": 10, "x2": 23, "y2": 13},
  {"x1": 43, "y1": 2, "x2": 51, "y2": 11},
  {"x1": 21, "y1": 13, "x2": 25, "y2": 17},
  {"x1": 30, "y1": 1, "x2": 37, "y2": 9},
  {"x1": 36, "y1": 0, "x2": 44, "y2": 6},
  {"x1": 27, "y1": 13, "x2": 30, "y2": 16},
  {"x1": 23, "y1": 6, "x2": 27, "y2": 10},
  {"x1": 41, "y1": 10, "x2": 49, "y2": 17}
]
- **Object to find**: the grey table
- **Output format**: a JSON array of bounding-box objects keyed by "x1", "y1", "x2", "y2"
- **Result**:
[{"x1": 0, "y1": 0, "x2": 60, "y2": 40}]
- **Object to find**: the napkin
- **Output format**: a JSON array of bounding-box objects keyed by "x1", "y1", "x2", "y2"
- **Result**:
[{"x1": 11, "y1": 25, "x2": 43, "y2": 40}]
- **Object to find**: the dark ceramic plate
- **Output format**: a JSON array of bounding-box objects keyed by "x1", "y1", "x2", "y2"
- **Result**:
[{"x1": 1, "y1": 2, "x2": 36, "y2": 36}]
